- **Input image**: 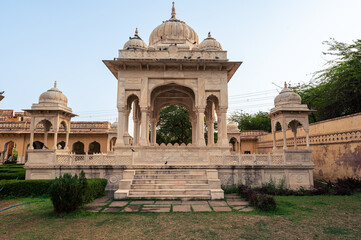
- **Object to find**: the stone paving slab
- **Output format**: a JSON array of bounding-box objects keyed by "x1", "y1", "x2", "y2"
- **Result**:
[
  {"x1": 192, "y1": 204, "x2": 212, "y2": 212},
  {"x1": 154, "y1": 201, "x2": 182, "y2": 205},
  {"x1": 182, "y1": 201, "x2": 208, "y2": 205},
  {"x1": 173, "y1": 205, "x2": 191, "y2": 212},
  {"x1": 232, "y1": 206, "x2": 246, "y2": 210},
  {"x1": 141, "y1": 207, "x2": 170, "y2": 213},
  {"x1": 102, "y1": 208, "x2": 120, "y2": 213},
  {"x1": 227, "y1": 201, "x2": 249, "y2": 206},
  {"x1": 109, "y1": 201, "x2": 129, "y2": 207},
  {"x1": 142, "y1": 204, "x2": 171, "y2": 208},
  {"x1": 122, "y1": 205, "x2": 141, "y2": 212},
  {"x1": 93, "y1": 197, "x2": 111, "y2": 203},
  {"x1": 86, "y1": 202, "x2": 107, "y2": 207},
  {"x1": 239, "y1": 207, "x2": 254, "y2": 212},
  {"x1": 209, "y1": 201, "x2": 228, "y2": 207},
  {"x1": 129, "y1": 200, "x2": 155, "y2": 205},
  {"x1": 213, "y1": 206, "x2": 232, "y2": 212},
  {"x1": 85, "y1": 207, "x2": 102, "y2": 212}
]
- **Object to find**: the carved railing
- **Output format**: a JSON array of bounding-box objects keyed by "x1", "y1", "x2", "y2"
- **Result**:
[
  {"x1": 258, "y1": 129, "x2": 361, "y2": 148},
  {"x1": 209, "y1": 154, "x2": 285, "y2": 165},
  {"x1": 55, "y1": 153, "x2": 131, "y2": 165}
]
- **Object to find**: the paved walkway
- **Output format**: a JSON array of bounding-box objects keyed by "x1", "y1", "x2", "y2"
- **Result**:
[{"x1": 85, "y1": 193, "x2": 254, "y2": 213}]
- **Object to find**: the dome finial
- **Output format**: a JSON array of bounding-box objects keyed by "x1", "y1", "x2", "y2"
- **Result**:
[
  {"x1": 54, "y1": 81, "x2": 57, "y2": 88},
  {"x1": 284, "y1": 81, "x2": 287, "y2": 88},
  {"x1": 135, "y1": 28, "x2": 138, "y2": 36},
  {"x1": 208, "y1": 32, "x2": 211, "y2": 38},
  {"x1": 171, "y1": 1, "x2": 176, "y2": 19}
]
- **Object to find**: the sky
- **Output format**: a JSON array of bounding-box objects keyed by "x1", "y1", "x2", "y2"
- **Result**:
[{"x1": 1, "y1": 0, "x2": 361, "y2": 123}]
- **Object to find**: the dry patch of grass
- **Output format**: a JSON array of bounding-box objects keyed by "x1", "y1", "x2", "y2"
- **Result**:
[{"x1": 0, "y1": 193, "x2": 360, "y2": 240}]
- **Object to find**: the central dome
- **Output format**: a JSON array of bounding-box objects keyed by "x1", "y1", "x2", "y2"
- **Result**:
[{"x1": 149, "y1": 2, "x2": 199, "y2": 49}]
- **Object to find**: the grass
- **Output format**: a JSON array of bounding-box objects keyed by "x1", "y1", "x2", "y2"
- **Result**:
[{"x1": 0, "y1": 193, "x2": 361, "y2": 239}]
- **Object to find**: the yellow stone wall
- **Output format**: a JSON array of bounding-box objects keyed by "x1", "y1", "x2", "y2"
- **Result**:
[{"x1": 0, "y1": 133, "x2": 109, "y2": 162}]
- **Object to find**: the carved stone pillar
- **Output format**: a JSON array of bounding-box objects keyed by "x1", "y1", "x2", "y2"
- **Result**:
[
  {"x1": 150, "y1": 118, "x2": 157, "y2": 145},
  {"x1": 133, "y1": 119, "x2": 139, "y2": 145},
  {"x1": 65, "y1": 128, "x2": 70, "y2": 150},
  {"x1": 218, "y1": 108, "x2": 229, "y2": 147},
  {"x1": 191, "y1": 117, "x2": 197, "y2": 145},
  {"x1": 305, "y1": 129, "x2": 310, "y2": 149},
  {"x1": 139, "y1": 108, "x2": 149, "y2": 146},
  {"x1": 207, "y1": 119, "x2": 214, "y2": 146},
  {"x1": 29, "y1": 120, "x2": 35, "y2": 150},
  {"x1": 282, "y1": 126, "x2": 287, "y2": 150},
  {"x1": 116, "y1": 108, "x2": 125, "y2": 146},
  {"x1": 124, "y1": 110, "x2": 130, "y2": 134},
  {"x1": 272, "y1": 129, "x2": 276, "y2": 150},
  {"x1": 43, "y1": 132, "x2": 48, "y2": 149},
  {"x1": 197, "y1": 108, "x2": 206, "y2": 146},
  {"x1": 53, "y1": 125, "x2": 58, "y2": 150}
]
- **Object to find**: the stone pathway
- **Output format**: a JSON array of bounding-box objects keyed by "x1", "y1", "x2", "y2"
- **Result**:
[{"x1": 85, "y1": 193, "x2": 254, "y2": 213}]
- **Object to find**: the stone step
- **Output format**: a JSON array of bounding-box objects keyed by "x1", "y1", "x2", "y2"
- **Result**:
[
  {"x1": 129, "y1": 189, "x2": 211, "y2": 196},
  {"x1": 131, "y1": 184, "x2": 210, "y2": 190},
  {"x1": 127, "y1": 195, "x2": 211, "y2": 200},
  {"x1": 133, "y1": 174, "x2": 207, "y2": 180},
  {"x1": 132, "y1": 179, "x2": 209, "y2": 184}
]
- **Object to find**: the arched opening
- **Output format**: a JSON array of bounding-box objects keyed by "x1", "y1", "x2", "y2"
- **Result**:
[
  {"x1": 72, "y1": 141, "x2": 85, "y2": 154},
  {"x1": 33, "y1": 141, "x2": 45, "y2": 150},
  {"x1": 36, "y1": 119, "x2": 53, "y2": 149},
  {"x1": 110, "y1": 137, "x2": 117, "y2": 151},
  {"x1": 156, "y1": 105, "x2": 192, "y2": 145},
  {"x1": 126, "y1": 94, "x2": 140, "y2": 146},
  {"x1": 57, "y1": 141, "x2": 66, "y2": 149},
  {"x1": 150, "y1": 83, "x2": 196, "y2": 146},
  {"x1": 2, "y1": 141, "x2": 15, "y2": 163},
  {"x1": 229, "y1": 137, "x2": 237, "y2": 152},
  {"x1": 205, "y1": 95, "x2": 220, "y2": 146},
  {"x1": 273, "y1": 122, "x2": 282, "y2": 149},
  {"x1": 288, "y1": 120, "x2": 302, "y2": 149},
  {"x1": 88, "y1": 141, "x2": 101, "y2": 154}
]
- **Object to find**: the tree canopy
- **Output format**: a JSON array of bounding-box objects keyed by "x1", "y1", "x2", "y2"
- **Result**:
[
  {"x1": 292, "y1": 39, "x2": 361, "y2": 122},
  {"x1": 228, "y1": 111, "x2": 271, "y2": 132},
  {"x1": 156, "y1": 105, "x2": 192, "y2": 145}
]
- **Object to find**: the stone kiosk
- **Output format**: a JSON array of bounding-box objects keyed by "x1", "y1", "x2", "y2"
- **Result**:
[{"x1": 24, "y1": 3, "x2": 315, "y2": 199}]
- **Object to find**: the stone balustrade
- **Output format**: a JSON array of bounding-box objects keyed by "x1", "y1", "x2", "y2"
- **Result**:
[
  {"x1": 258, "y1": 129, "x2": 361, "y2": 149},
  {"x1": 53, "y1": 152, "x2": 290, "y2": 166}
]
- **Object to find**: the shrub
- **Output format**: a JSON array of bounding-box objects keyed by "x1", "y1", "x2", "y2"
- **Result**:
[
  {"x1": 0, "y1": 179, "x2": 52, "y2": 197},
  {"x1": 84, "y1": 178, "x2": 107, "y2": 203},
  {"x1": 238, "y1": 184, "x2": 277, "y2": 211},
  {"x1": 49, "y1": 171, "x2": 88, "y2": 214}
]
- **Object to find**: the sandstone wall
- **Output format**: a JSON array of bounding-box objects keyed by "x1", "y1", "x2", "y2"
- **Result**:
[{"x1": 257, "y1": 113, "x2": 361, "y2": 181}]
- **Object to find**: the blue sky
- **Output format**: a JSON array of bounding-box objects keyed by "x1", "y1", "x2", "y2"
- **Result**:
[{"x1": 1, "y1": 0, "x2": 361, "y2": 122}]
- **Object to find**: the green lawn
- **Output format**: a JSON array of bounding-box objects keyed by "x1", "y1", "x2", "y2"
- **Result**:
[{"x1": 1, "y1": 193, "x2": 361, "y2": 240}]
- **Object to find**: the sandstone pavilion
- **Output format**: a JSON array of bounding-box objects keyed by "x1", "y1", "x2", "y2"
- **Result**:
[{"x1": 25, "y1": 3, "x2": 315, "y2": 200}]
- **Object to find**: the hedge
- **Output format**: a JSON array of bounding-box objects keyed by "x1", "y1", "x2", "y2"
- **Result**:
[
  {"x1": 0, "y1": 178, "x2": 107, "y2": 199},
  {"x1": 0, "y1": 164, "x2": 26, "y2": 180}
]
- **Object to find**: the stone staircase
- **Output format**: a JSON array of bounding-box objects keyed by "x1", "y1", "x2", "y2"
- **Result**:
[{"x1": 114, "y1": 169, "x2": 224, "y2": 200}]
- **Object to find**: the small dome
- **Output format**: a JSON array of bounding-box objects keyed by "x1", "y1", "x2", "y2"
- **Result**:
[
  {"x1": 110, "y1": 121, "x2": 118, "y2": 129},
  {"x1": 227, "y1": 121, "x2": 240, "y2": 133},
  {"x1": 148, "y1": 2, "x2": 199, "y2": 49},
  {"x1": 274, "y1": 83, "x2": 302, "y2": 107},
  {"x1": 123, "y1": 28, "x2": 148, "y2": 50},
  {"x1": 39, "y1": 81, "x2": 68, "y2": 106},
  {"x1": 199, "y1": 32, "x2": 222, "y2": 51}
]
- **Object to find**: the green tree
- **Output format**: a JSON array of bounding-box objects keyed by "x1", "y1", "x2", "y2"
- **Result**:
[
  {"x1": 292, "y1": 39, "x2": 361, "y2": 122},
  {"x1": 156, "y1": 105, "x2": 192, "y2": 145},
  {"x1": 228, "y1": 111, "x2": 271, "y2": 132}
]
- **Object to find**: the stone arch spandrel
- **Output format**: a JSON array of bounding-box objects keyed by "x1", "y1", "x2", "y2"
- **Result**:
[{"x1": 148, "y1": 81, "x2": 197, "y2": 106}]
